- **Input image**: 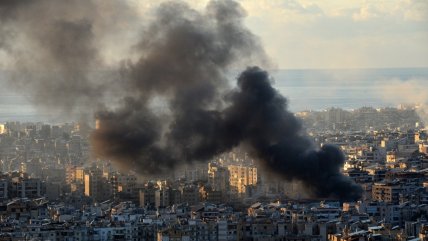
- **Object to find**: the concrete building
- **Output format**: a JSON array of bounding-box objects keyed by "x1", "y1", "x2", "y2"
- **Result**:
[
  {"x1": 139, "y1": 184, "x2": 157, "y2": 207},
  {"x1": 110, "y1": 172, "x2": 137, "y2": 199},
  {"x1": 84, "y1": 168, "x2": 111, "y2": 202},
  {"x1": 180, "y1": 185, "x2": 200, "y2": 205},
  {"x1": 208, "y1": 163, "x2": 230, "y2": 193},
  {"x1": 10, "y1": 175, "x2": 42, "y2": 199},
  {"x1": 372, "y1": 182, "x2": 401, "y2": 204},
  {"x1": 155, "y1": 188, "x2": 170, "y2": 208},
  {"x1": 227, "y1": 165, "x2": 257, "y2": 196}
]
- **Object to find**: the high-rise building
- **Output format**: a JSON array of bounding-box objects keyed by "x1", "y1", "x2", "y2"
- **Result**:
[
  {"x1": 155, "y1": 188, "x2": 170, "y2": 208},
  {"x1": 208, "y1": 163, "x2": 230, "y2": 193},
  {"x1": 227, "y1": 165, "x2": 257, "y2": 196},
  {"x1": 65, "y1": 165, "x2": 76, "y2": 184},
  {"x1": 180, "y1": 184, "x2": 200, "y2": 205},
  {"x1": 110, "y1": 172, "x2": 137, "y2": 199},
  {"x1": 139, "y1": 183, "x2": 157, "y2": 207},
  {"x1": 84, "y1": 168, "x2": 110, "y2": 202},
  {"x1": 9, "y1": 174, "x2": 42, "y2": 198}
]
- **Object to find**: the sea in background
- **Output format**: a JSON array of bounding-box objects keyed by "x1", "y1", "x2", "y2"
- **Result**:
[{"x1": 1, "y1": 67, "x2": 427, "y2": 122}]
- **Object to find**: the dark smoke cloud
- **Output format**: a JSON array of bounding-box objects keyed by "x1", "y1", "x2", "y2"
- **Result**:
[
  {"x1": 93, "y1": 0, "x2": 266, "y2": 172},
  {"x1": 1, "y1": 0, "x2": 362, "y2": 200},
  {"x1": 226, "y1": 68, "x2": 362, "y2": 200},
  {"x1": 92, "y1": 1, "x2": 362, "y2": 201}
]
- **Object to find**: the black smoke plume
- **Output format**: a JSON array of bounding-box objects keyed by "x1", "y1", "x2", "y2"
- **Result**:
[
  {"x1": 226, "y1": 68, "x2": 362, "y2": 200},
  {"x1": 1, "y1": 0, "x2": 362, "y2": 200},
  {"x1": 92, "y1": 1, "x2": 362, "y2": 201},
  {"x1": 0, "y1": 0, "x2": 136, "y2": 119}
]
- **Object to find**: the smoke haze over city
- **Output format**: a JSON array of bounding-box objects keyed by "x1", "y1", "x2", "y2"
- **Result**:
[
  {"x1": 0, "y1": 0, "x2": 370, "y2": 200},
  {"x1": 1, "y1": 1, "x2": 428, "y2": 240}
]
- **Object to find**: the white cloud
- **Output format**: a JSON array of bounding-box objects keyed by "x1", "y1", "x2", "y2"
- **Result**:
[
  {"x1": 403, "y1": 0, "x2": 428, "y2": 21},
  {"x1": 352, "y1": 4, "x2": 380, "y2": 21},
  {"x1": 1, "y1": 0, "x2": 427, "y2": 69},
  {"x1": 348, "y1": 0, "x2": 428, "y2": 22},
  {"x1": 237, "y1": 0, "x2": 428, "y2": 68}
]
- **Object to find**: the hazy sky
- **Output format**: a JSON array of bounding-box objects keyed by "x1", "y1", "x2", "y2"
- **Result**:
[
  {"x1": 132, "y1": 0, "x2": 428, "y2": 69},
  {"x1": 0, "y1": 0, "x2": 427, "y2": 120},
  {"x1": 0, "y1": 0, "x2": 427, "y2": 70}
]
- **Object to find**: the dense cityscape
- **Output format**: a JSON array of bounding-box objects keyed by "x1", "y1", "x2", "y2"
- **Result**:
[
  {"x1": 0, "y1": 106, "x2": 426, "y2": 241},
  {"x1": 1, "y1": 0, "x2": 427, "y2": 240}
]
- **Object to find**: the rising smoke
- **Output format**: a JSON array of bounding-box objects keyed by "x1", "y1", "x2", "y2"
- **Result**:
[
  {"x1": 0, "y1": 0, "x2": 136, "y2": 119},
  {"x1": 1, "y1": 0, "x2": 362, "y2": 200},
  {"x1": 380, "y1": 78, "x2": 428, "y2": 125}
]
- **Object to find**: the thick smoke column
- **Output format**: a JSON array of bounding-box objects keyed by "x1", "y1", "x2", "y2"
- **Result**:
[
  {"x1": 93, "y1": 0, "x2": 264, "y2": 172},
  {"x1": 1, "y1": 0, "x2": 362, "y2": 200},
  {"x1": 92, "y1": 1, "x2": 362, "y2": 200},
  {"x1": 225, "y1": 68, "x2": 362, "y2": 200}
]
